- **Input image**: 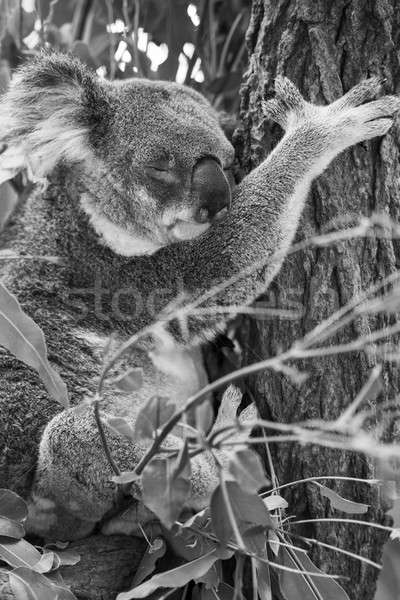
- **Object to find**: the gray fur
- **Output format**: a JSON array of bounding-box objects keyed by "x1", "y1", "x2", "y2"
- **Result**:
[{"x1": 0, "y1": 52, "x2": 399, "y2": 540}]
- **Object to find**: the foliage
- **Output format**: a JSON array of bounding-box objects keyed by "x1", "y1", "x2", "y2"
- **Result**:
[
  {"x1": 0, "y1": 0, "x2": 250, "y2": 111},
  {"x1": 0, "y1": 2, "x2": 400, "y2": 600},
  {"x1": 0, "y1": 489, "x2": 80, "y2": 598}
]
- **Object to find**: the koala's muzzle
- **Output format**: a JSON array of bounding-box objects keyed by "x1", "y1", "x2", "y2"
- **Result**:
[{"x1": 192, "y1": 158, "x2": 231, "y2": 223}]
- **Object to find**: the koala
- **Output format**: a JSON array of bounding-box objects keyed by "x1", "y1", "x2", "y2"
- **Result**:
[{"x1": 0, "y1": 52, "x2": 399, "y2": 542}]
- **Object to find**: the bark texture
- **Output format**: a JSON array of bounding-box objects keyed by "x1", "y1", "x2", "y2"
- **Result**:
[{"x1": 235, "y1": 1, "x2": 400, "y2": 598}]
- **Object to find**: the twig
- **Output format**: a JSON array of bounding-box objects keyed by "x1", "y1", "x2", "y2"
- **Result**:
[
  {"x1": 284, "y1": 532, "x2": 382, "y2": 570},
  {"x1": 92, "y1": 395, "x2": 121, "y2": 476},
  {"x1": 290, "y1": 518, "x2": 395, "y2": 532},
  {"x1": 262, "y1": 475, "x2": 380, "y2": 496},
  {"x1": 217, "y1": 11, "x2": 243, "y2": 77},
  {"x1": 105, "y1": 0, "x2": 117, "y2": 79}
]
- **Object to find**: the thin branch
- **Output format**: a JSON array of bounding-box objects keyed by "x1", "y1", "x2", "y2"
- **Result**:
[
  {"x1": 291, "y1": 518, "x2": 395, "y2": 533},
  {"x1": 92, "y1": 396, "x2": 120, "y2": 476},
  {"x1": 263, "y1": 475, "x2": 380, "y2": 496},
  {"x1": 286, "y1": 533, "x2": 381, "y2": 570}
]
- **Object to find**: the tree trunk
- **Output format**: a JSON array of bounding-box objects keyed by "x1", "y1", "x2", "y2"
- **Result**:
[{"x1": 235, "y1": 1, "x2": 400, "y2": 598}]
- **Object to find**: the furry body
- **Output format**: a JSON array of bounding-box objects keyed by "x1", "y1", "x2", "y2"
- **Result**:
[{"x1": 0, "y1": 53, "x2": 399, "y2": 540}]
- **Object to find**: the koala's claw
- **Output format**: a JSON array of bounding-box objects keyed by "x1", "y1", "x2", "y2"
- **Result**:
[
  {"x1": 262, "y1": 76, "x2": 307, "y2": 130},
  {"x1": 274, "y1": 76, "x2": 305, "y2": 110},
  {"x1": 330, "y1": 77, "x2": 387, "y2": 112}
]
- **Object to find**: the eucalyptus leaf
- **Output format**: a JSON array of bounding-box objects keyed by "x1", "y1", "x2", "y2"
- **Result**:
[
  {"x1": 113, "y1": 368, "x2": 143, "y2": 392},
  {"x1": 130, "y1": 537, "x2": 166, "y2": 588},
  {"x1": 9, "y1": 566, "x2": 77, "y2": 600},
  {"x1": 0, "y1": 489, "x2": 28, "y2": 522},
  {"x1": 103, "y1": 415, "x2": 136, "y2": 442},
  {"x1": 280, "y1": 547, "x2": 350, "y2": 600},
  {"x1": 210, "y1": 481, "x2": 273, "y2": 546},
  {"x1": 314, "y1": 482, "x2": 369, "y2": 514},
  {"x1": 0, "y1": 516, "x2": 25, "y2": 539},
  {"x1": 0, "y1": 537, "x2": 41, "y2": 569},
  {"x1": 116, "y1": 550, "x2": 219, "y2": 599},
  {"x1": 0, "y1": 282, "x2": 69, "y2": 406},
  {"x1": 134, "y1": 396, "x2": 176, "y2": 442},
  {"x1": 228, "y1": 449, "x2": 269, "y2": 493},
  {"x1": 142, "y1": 443, "x2": 191, "y2": 528}
]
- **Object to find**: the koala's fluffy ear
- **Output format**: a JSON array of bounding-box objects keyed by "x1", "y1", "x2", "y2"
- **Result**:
[{"x1": 0, "y1": 52, "x2": 109, "y2": 179}]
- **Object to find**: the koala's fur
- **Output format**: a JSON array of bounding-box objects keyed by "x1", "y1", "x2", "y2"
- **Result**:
[{"x1": 0, "y1": 52, "x2": 399, "y2": 541}]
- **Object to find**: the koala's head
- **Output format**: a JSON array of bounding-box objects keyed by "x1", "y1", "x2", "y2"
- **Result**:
[{"x1": 0, "y1": 52, "x2": 234, "y2": 256}]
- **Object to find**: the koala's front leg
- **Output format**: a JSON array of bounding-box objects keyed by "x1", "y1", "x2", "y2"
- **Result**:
[{"x1": 161, "y1": 76, "x2": 400, "y2": 339}]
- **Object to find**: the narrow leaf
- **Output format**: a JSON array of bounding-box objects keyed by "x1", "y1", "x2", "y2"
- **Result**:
[
  {"x1": 314, "y1": 483, "x2": 369, "y2": 514},
  {"x1": 33, "y1": 550, "x2": 55, "y2": 574},
  {"x1": 116, "y1": 550, "x2": 219, "y2": 599},
  {"x1": 130, "y1": 537, "x2": 166, "y2": 588},
  {"x1": 142, "y1": 448, "x2": 191, "y2": 528},
  {"x1": 134, "y1": 396, "x2": 176, "y2": 442},
  {"x1": 210, "y1": 481, "x2": 273, "y2": 546},
  {"x1": 0, "y1": 282, "x2": 69, "y2": 406},
  {"x1": 103, "y1": 415, "x2": 135, "y2": 442},
  {"x1": 228, "y1": 449, "x2": 269, "y2": 493},
  {"x1": 263, "y1": 495, "x2": 288, "y2": 511},
  {"x1": 0, "y1": 517, "x2": 25, "y2": 539},
  {"x1": 0, "y1": 489, "x2": 28, "y2": 522},
  {"x1": 9, "y1": 567, "x2": 77, "y2": 600},
  {"x1": 112, "y1": 470, "x2": 140, "y2": 485},
  {"x1": 281, "y1": 548, "x2": 350, "y2": 600},
  {"x1": 113, "y1": 368, "x2": 143, "y2": 392},
  {"x1": 0, "y1": 537, "x2": 41, "y2": 569}
]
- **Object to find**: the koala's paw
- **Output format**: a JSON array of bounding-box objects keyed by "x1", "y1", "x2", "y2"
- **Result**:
[
  {"x1": 263, "y1": 76, "x2": 400, "y2": 146},
  {"x1": 327, "y1": 79, "x2": 400, "y2": 146}
]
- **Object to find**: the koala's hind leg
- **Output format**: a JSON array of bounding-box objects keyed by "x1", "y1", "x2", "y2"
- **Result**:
[{"x1": 26, "y1": 406, "x2": 136, "y2": 541}]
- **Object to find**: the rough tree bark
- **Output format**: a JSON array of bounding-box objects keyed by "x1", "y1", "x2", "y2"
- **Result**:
[{"x1": 235, "y1": 1, "x2": 400, "y2": 598}]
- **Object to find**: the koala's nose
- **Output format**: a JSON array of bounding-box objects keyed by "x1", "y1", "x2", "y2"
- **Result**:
[{"x1": 192, "y1": 158, "x2": 231, "y2": 223}]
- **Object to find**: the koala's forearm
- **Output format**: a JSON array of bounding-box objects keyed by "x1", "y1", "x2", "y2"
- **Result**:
[{"x1": 161, "y1": 128, "x2": 323, "y2": 336}]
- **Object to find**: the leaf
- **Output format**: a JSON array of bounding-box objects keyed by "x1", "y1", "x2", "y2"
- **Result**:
[
  {"x1": 255, "y1": 558, "x2": 272, "y2": 600},
  {"x1": 134, "y1": 396, "x2": 176, "y2": 442},
  {"x1": 103, "y1": 415, "x2": 135, "y2": 442},
  {"x1": 142, "y1": 443, "x2": 191, "y2": 528},
  {"x1": 0, "y1": 282, "x2": 69, "y2": 406},
  {"x1": 0, "y1": 517, "x2": 25, "y2": 539},
  {"x1": 113, "y1": 368, "x2": 143, "y2": 392},
  {"x1": 130, "y1": 537, "x2": 166, "y2": 588},
  {"x1": 228, "y1": 449, "x2": 269, "y2": 493},
  {"x1": 191, "y1": 398, "x2": 214, "y2": 435},
  {"x1": 176, "y1": 509, "x2": 216, "y2": 561},
  {"x1": 263, "y1": 495, "x2": 288, "y2": 511},
  {"x1": 116, "y1": 549, "x2": 219, "y2": 599},
  {"x1": 9, "y1": 567, "x2": 77, "y2": 600},
  {"x1": 43, "y1": 543, "x2": 81, "y2": 568},
  {"x1": 314, "y1": 483, "x2": 369, "y2": 514},
  {"x1": 280, "y1": 548, "x2": 350, "y2": 600},
  {"x1": 210, "y1": 481, "x2": 273, "y2": 546},
  {"x1": 112, "y1": 470, "x2": 140, "y2": 485},
  {"x1": 0, "y1": 537, "x2": 41, "y2": 569},
  {"x1": 0, "y1": 489, "x2": 28, "y2": 522},
  {"x1": 390, "y1": 528, "x2": 400, "y2": 540},
  {"x1": 34, "y1": 550, "x2": 55, "y2": 574},
  {"x1": 375, "y1": 539, "x2": 400, "y2": 600},
  {"x1": 268, "y1": 530, "x2": 280, "y2": 556},
  {"x1": 204, "y1": 582, "x2": 245, "y2": 600}
]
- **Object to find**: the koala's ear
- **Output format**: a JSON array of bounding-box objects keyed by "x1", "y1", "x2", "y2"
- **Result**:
[{"x1": 0, "y1": 51, "x2": 110, "y2": 178}]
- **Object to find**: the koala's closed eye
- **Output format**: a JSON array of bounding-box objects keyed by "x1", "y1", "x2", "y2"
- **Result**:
[{"x1": 144, "y1": 153, "x2": 176, "y2": 181}]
